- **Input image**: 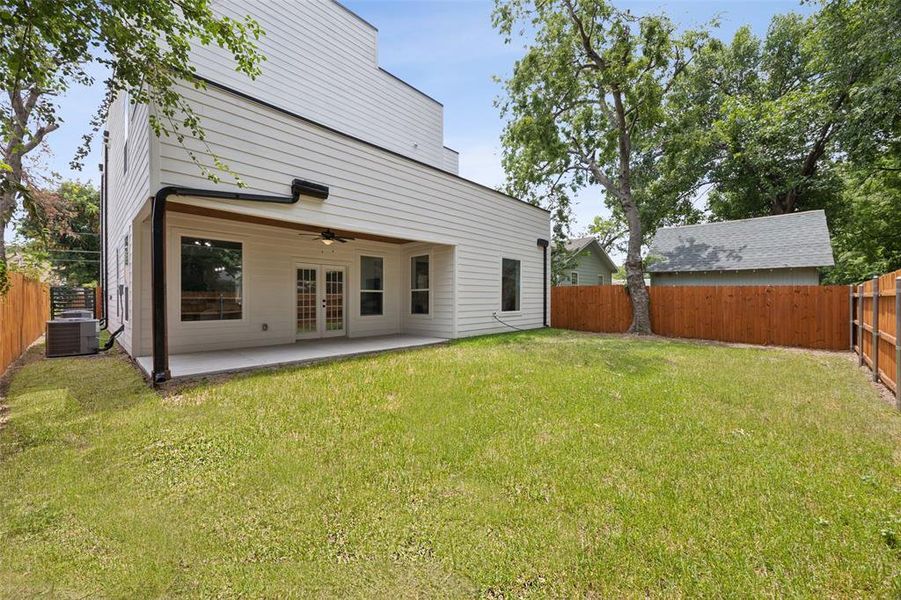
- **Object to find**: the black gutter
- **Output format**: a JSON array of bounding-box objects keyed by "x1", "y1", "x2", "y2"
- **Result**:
[
  {"x1": 192, "y1": 75, "x2": 550, "y2": 216},
  {"x1": 150, "y1": 182, "x2": 312, "y2": 384},
  {"x1": 99, "y1": 130, "x2": 109, "y2": 329},
  {"x1": 537, "y1": 238, "x2": 549, "y2": 327}
]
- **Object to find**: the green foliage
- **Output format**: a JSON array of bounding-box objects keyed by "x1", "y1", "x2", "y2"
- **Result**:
[
  {"x1": 0, "y1": 0, "x2": 265, "y2": 174},
  {"x1": 663, "y1": 0, "x2": 900, "y2": 219},
  {"x1": 1, "y1": 332, "x2": 898, "y2": 595},
  {"x1": 823, "y1": 162, "x2": 901, "y2": 283},
  {"x1": 16, "y1": 181, "x2": 100, "y2": 286},
  {"x1": 493, "y1": 0, "x2": 712, "y2": 331},
  {"x1": 0, "y1": 0, "x2": 266, "y2": 293}
]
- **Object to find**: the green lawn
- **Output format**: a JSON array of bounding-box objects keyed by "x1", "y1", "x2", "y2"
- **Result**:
[{"x1": 1, "y1": 330, "x2": 898, "y2": 597}]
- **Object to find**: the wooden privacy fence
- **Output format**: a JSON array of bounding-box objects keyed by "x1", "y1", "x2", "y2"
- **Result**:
[
  {"x1": 551, "y1": 284, "x2": 850, "y2": 351},
  {"x1": 1, "y1": 273, "x2": 50, "y2": 376},
  {"x1": 851, "y1": 268, "x2": 900, "y2": 406}
]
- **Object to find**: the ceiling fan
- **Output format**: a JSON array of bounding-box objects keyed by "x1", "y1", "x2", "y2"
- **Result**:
[{"x1": 300, "y1": 229, "x2": 355, "y2": 245}]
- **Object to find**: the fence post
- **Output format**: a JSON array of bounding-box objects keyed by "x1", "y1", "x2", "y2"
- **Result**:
[
  {"x1": 858, "y1": 284, "x2": 864, "y2": 367},
  {"x1": 872, "y1": 276, "x2": 879, "y2": 382},
  {"x1": 849, "y1": 284, "x2": 854, "y2": 351},
  {"x1": 895, "y1": 277, "x2": 900, "y2": 409}
]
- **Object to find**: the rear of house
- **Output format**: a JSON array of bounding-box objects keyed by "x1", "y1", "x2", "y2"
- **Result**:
[
  {"x1": 646, "y1": 211, "x2": 834, "y2": 286},
  {"x1": 101, "y1": 0, "x2": 550, "y2": 382}
]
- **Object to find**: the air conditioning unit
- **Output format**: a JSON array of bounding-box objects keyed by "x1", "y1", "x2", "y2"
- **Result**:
[
  {"x1": 59, "y1": 309, "x2": 94, "y2": 320},
  {"x1": 46, "y1": 319, "x2": 100, "y2": 358}
]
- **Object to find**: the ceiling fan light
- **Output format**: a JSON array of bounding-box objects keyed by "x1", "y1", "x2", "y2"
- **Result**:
[{"x1": 321, "y1": 238, "x2": 334, "y2": 246}]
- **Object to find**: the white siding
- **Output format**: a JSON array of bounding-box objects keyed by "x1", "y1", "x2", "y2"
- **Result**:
[
  {"x1": 131, "y1": 212, "x2": 456, "y2": 355},
  {"x1": 650, "y1": 268, "x2": 821, "y2": 286},
  {"x1": 104, "y1": 94, "x2": 151, "y2": 353},
  {"x1": 152, "y1": 82, "x2": 548, "y2": 342},
  {"x1": 191, "y1": 0, "x2": 449, "y2": 170},
  {"x1": 442, "y1": 147, "x2": 460, "y2": 175}
]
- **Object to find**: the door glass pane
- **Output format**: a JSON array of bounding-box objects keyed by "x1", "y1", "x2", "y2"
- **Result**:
[
  {"x1": 297, "y1": 268, "x2": 317, "y2": 334},
  {"x1": 325, "y1": 269, "x2": 344, "y2": 331}
]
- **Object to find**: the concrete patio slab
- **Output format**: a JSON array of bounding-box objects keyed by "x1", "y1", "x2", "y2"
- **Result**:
[{"x1": 135, "y1": 334, "x2": 448, "y2": 380}]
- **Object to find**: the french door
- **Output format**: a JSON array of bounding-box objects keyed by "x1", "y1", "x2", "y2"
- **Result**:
[{"x1": 296, "y1": 263, "x2": 346, "y2": 339}]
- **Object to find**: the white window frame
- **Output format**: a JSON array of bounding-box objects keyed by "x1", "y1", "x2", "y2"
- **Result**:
[
  {"x1": 409, "y1": 252, "x2": 431, "y2": 317},
  {"x1": 174, "y1": 228, "x2": 247, "y2": 326},
  {"x1": 570, "y1": 271, "x2": 579, "y2": 286},
  {"x1": 598, "y1": 274, "x2": 605, "y2": 285},
  {"x1": 500, "y1": 257, "x2": 522, "y2": 314},
  {"x1": 359, "y1": 254, "x2": 385, "y2": 318}
]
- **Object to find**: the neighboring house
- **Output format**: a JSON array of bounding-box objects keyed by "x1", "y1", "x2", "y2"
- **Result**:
[
  {"x1": 102, "y1": 0, "x2": 550, "y2": 382},
  {"x1": 646, "y1": 210, "x2": 834, "y2": 286},
  {"x1": 556, "y1": 237, "x2": 617, "y2": 285}
]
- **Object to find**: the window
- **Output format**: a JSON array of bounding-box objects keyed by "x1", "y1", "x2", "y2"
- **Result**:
[
  {"x1": 124, "y1": 286, "x2": 129, "y2": 322},
  {"x1": 570, "y1": 271, "x2": 579, "y2": 285},
  {"x1": 501, "y1": 258, "x2": 521, "y2": 312},
  {"x1": 180, "y1": 237, "x2": 243, "y2": 321},
  {"x1": 123, "y1": 91, "x2": 129, "y2": 174},
  {"x1": 116, "y1": 247, "x2": 121, "y2": 317},
  {"x1": 598, "y1": 274, "x2": 605, "y2": 285},
  {"x1": 360, "y1": 256, "x2": 383, "y2": 316},
  {"x1": 410, "y1": 255, "x2": 429, "y2": 315},
  {"x1": 123, "y1": 234, "x2": 129, "y2": 266}
]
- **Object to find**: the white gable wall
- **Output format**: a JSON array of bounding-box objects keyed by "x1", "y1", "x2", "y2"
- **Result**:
[{"x1": 192, "y1": 0, "x2": 451, "y2": 172}]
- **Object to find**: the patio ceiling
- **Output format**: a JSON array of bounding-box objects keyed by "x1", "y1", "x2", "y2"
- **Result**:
[{"x1": 167, "y1": 202, "x2": 415, "y2": 245}]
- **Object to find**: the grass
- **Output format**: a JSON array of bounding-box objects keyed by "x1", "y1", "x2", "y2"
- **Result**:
[{"x1": 0, "y1": 330, "x2": 898, "y2": 597}]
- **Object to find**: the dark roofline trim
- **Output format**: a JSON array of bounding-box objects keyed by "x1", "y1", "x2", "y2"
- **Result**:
[
  {"x1": 194, "y1": 75, "x2": 550, "y2": 215},
  {"x1": 329, "y1": 1, "x2": 443, "y2": 107},
  {"x1": 377, "y1": 67, "x2": 443, "y2": 107},
  {"x1": 443, "y1": 146, "x2": 459, "y2": 155},
  {"x1": 331, "y1": 0, "x2": 378, "y2": 32}
]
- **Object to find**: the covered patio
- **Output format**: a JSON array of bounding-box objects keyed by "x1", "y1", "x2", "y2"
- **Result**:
[{"x1": 136, "y1": 334, "x2": 447, "y2": 381}]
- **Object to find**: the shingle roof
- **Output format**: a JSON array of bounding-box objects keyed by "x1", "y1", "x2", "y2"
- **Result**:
[
  {"x1": 561, "y1": 237, "x2": 618, "y2": 271},
  {"x1": 563, "y1": 236, "x2": 595, "y2": 253},
  {"x1": 646, "y1": 210, "x2": 834, "y2": 273}
]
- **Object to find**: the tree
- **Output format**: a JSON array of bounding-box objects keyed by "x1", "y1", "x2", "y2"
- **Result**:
[
  {"x1": 493, "y1": 0, "x2": 708, "y2": 332},
  {"x1": 1, "y1": 0, "x2": 266, "y2": 290},
  {"x1": 661, "y1": 0, "x2": 900, "y2": 220},
  {"x1": 823, "y1": 161, "x2": 901, "y2": 283},
  {"x1": 16, "y1": 181, "x2": 100, "y2": 286}
]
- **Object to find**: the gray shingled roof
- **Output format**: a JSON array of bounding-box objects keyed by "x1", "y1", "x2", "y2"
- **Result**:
[
  {"x1": 561, "y1": 237, "x2": 618, "y2": 271},
  {"x1": 646, "y1": 210, "x2": 834, "y2": 273}
]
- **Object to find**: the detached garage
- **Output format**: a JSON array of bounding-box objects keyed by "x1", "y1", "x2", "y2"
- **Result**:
[{"x1": 647, "y1": 211, "x2": 835, "y2": 286}]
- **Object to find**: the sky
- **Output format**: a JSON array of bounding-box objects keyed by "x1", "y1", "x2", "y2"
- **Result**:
[{"x1": 31, "y1": 0, "x2": 814, "y2": 245}]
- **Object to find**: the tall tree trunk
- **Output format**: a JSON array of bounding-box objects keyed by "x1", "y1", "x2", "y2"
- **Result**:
[{"x1": 622, "y1": 194, "x2": 652, "y2": 333}]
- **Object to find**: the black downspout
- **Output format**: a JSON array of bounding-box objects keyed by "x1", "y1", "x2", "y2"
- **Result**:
[
  {"x1": 99, "y1": 130, "x2": 109, "y2": 329},
  {"x1": 537, "y1": 238, "x2": 549, "y2": 327},
  {"x1": 151, "y1": 183, "x2": 310, "y2": 384}
]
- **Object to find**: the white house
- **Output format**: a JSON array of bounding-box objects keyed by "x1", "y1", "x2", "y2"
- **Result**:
[
  {"x1": 556, "y1": 237, "x2": 617, "y2": 286},
  {"x1": 101, "y1": 0, "x2": 550, "y2": 382}
]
